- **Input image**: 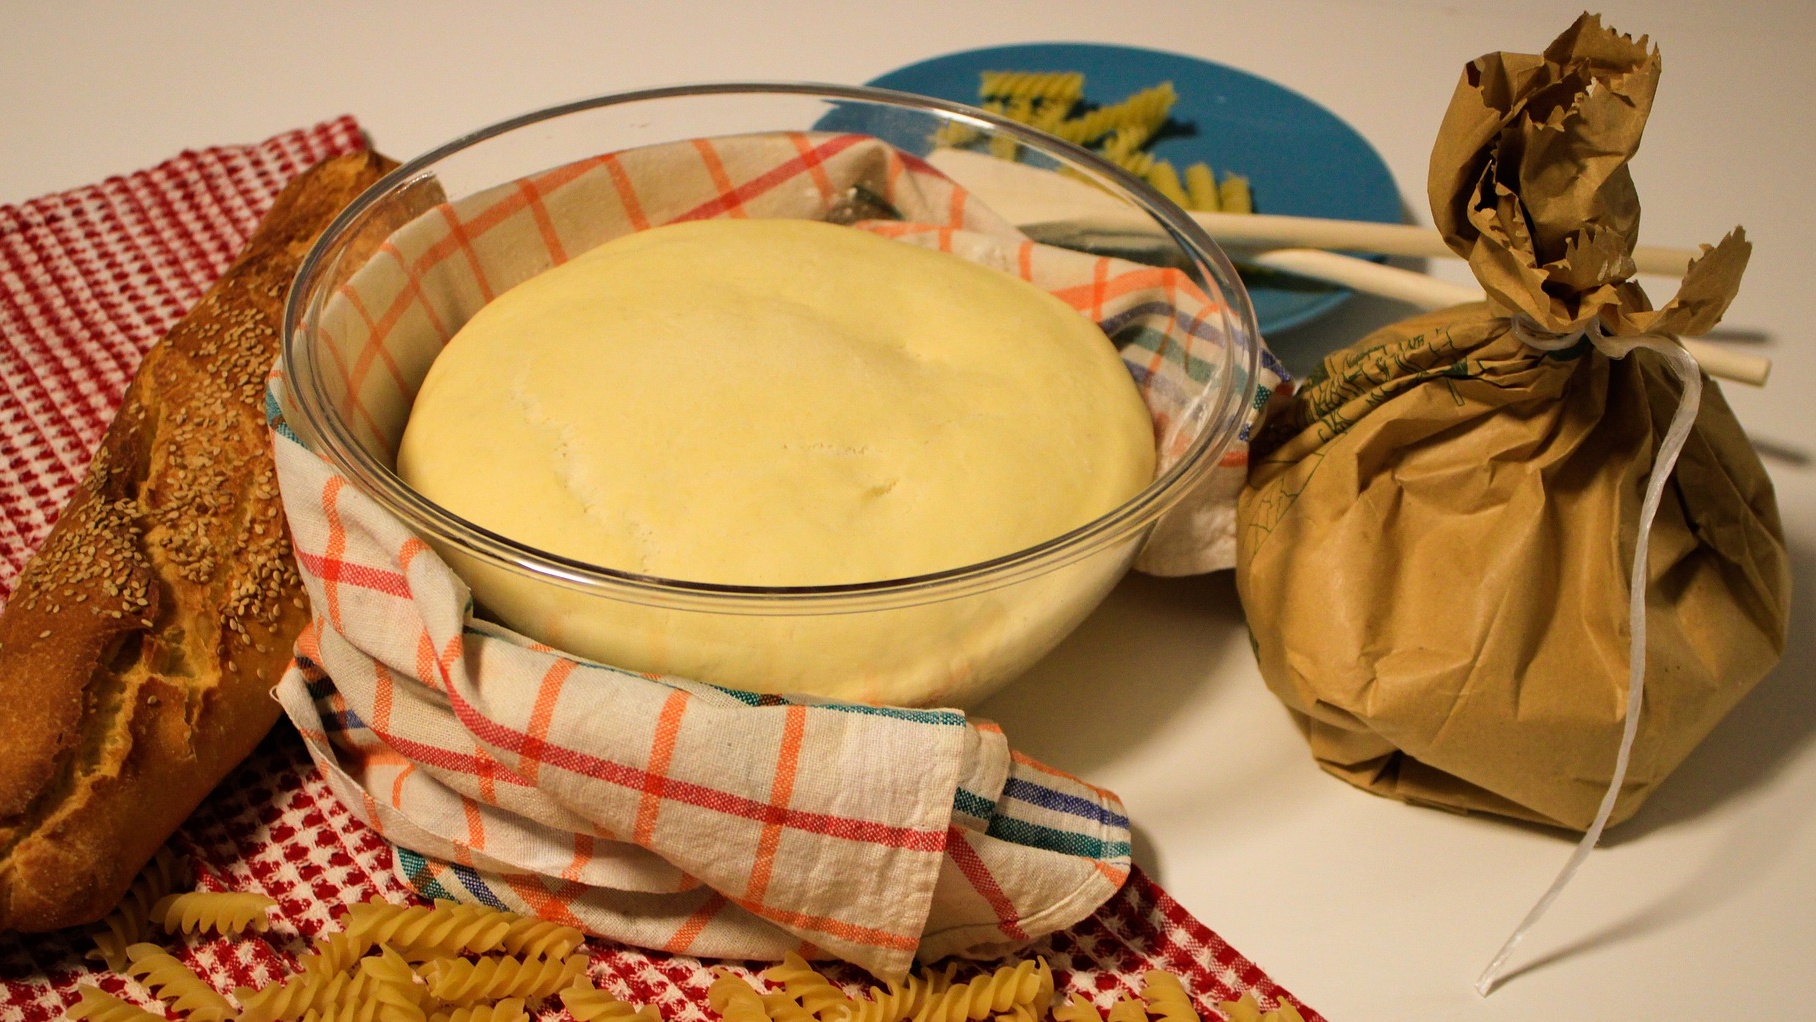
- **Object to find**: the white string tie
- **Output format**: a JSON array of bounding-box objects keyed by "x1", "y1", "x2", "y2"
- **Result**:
[{"x1": 1475, "y1": 316, "x2": 1704, "y2": 995}]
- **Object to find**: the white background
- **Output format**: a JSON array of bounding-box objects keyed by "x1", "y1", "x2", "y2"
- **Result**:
[{"x1": 4, "y1": 2, "x2": 1812, "y2": 1019}]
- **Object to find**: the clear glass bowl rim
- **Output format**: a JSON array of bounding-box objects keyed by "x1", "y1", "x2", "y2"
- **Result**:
[{"x1": 281, "y1": 81, "x2": 1263, "y2": 614}]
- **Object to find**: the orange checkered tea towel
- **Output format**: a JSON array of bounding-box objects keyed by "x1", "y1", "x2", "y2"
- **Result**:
[{"x1": 268, "y1": 132, "x2": 1280, "y2": 980}]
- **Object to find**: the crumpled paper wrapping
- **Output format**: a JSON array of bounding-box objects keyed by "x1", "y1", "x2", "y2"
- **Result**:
[{"x1": 1235, "y1": 14, "x2": 1791, "y2": 830}]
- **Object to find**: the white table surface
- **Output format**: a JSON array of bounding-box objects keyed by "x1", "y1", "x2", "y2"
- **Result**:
[{"x1": 5, "y1": 2, "x2": 1811, "y2": 1019}]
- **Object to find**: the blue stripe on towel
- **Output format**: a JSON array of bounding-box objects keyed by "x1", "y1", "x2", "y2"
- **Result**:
[{"x1": 1002, "y1": 776, "x2": 1130, "y2": 829}]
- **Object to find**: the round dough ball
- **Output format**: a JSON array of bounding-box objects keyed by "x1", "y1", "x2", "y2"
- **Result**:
[{"x1": 398, "y1": 217, "x2": 1155, "y2": 587}]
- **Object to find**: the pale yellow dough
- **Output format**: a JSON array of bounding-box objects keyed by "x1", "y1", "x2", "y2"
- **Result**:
[{"x1": 398, "y1": 218, "x2": 1155, "y2": 588}]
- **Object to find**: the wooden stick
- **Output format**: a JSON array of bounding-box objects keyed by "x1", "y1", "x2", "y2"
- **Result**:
[{"x1": 1196, "y1": 212, "x2": 1698, "y2": 277}]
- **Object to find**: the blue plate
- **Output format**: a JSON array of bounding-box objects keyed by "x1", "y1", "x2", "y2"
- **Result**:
[{"x1": 862, "y1": 43, "x2": 1403, "y2": 335}]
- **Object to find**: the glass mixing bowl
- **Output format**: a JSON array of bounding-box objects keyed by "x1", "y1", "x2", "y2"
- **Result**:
[{"x1": 282, "y1": 83, "x2": 1261, "y2": 707}]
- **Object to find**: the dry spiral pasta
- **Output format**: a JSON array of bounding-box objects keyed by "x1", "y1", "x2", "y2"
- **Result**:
[
  {"x1": 87, "y1": 847, "x2": 188, "y2": 971},
  {"x1": 68, "y1": 987, "x2": 167, "y2": 1022},
  {"x1": 1050, "y1": 83, "x2": 1176, "y2": 146},
  {"x1": 237, "y1": 968, "x2": 366, "y2": 1022},
  {"x1": 845, "y1": 970, "x2": 943, "y2": 1022},
  {"x1": 344, "y1": 899, "x2": 512, "y2": 958},
  {"x1": 933, "y1": 957, "x2": 1053, "y2": 1022},
  {"x1": 980, "y1": 71, "x2": 1086, "y2": 105},
  {"x1": 299, "y1": 998, "x2": 385, "y2": 1022},
  {"x1": 946, "y1": 71, "x2": 1249, "y2": 215},
  {"x1": 297, "y1": 929, "x2": 374, "y2": 975},
  {"x1": 1103, "y1": 995, "x2": 1146, "y2": 1022},
  {"x1": 494, "y1": 914, "x2": 586, "y2": 960},
  {"x1": 420, "y1": 952, "x2": 586, "y2": 1002},
  {"x1": 708, "y1": 972, "x2": 772, "y2": 1022},
  {"x1": 70, "y1": 891, "x2": 1228, "y2": 1022},
  {"x1": 430, "y1": 999, "x2": 530, "y2": 1022},
  {"x1": 152, "y1": 890, "x2": 276, "y2": 935},
  {"x1": 1050, "y1": 993, "x2": 1102, "y2": 1022},
  {"x1": 762, "y1": 951, "x2": 855, "y2": 1020},
  {"x1": 1139, "y1": 971, "x2": 1198, "y2": 1022},
  {"x1": 123, "y1": 942, "x2": 236, "y2": 1021},
  {"x1": 562, "y1": 979, "x2": 664, "y2": 1022},
  {"x1": 358, "y1": 945, "x2": 431, "y2": 1022},
  {"x1": 1215, "y1": 993, "x2": 1305, "y2": 1022},
  {"x1": 762, "y1": 991, "x2": 820, "y2": 1022}
]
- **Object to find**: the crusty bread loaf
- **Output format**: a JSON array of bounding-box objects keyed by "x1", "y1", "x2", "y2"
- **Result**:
[{"x1": 0, "y1": 150, "x2": 394, "y2": 932}]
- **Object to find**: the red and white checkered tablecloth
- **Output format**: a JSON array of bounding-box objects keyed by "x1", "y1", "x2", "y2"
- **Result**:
[{"x1": 0, "y1": 117, "x2": 1323, "y2": 1022}]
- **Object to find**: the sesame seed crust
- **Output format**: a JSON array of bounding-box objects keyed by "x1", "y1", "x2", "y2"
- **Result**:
[{"x1": 0, "y1": 150, "x2": 397, "y2": 933}]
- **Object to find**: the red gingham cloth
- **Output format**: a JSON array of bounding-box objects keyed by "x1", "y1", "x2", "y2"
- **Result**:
[{"x1": 0, "y1": 120, "x2": 1322, "y2": 1022}]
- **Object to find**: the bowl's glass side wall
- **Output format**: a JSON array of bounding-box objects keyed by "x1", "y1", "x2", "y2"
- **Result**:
[
  {"x1": 284, "y1": 85, "x2": 1261, "y2": 708},
  {"x1": 443, "y1": 533, "x2": 1139, "y2": 706}
]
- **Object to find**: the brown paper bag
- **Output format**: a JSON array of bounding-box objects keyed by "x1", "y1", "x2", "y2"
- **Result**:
[{"x1": 1234, "y1": 14, "x2": 1791, "y2": 831}]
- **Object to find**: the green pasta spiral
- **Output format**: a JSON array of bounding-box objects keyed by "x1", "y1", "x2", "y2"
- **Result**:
[{"x1": 979, "y1": 71, "x2": 1086, "y2": 104}]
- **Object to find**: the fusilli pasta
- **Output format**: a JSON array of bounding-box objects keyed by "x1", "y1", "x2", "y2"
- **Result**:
[
  {"x1": 1178, "y1": 164, "x2": 1214, "y2": 212},
  {"x1": 845, "y1": 971, "x2": 941, "y2": 1022},
  {"x1": 344, "y1": 900, "x2": 511, "y2": 958},
  {"x1": 358, "y1": 945, "x2": 430, "y2": 1022},
  {"x1": 708, "y1": 972, "x2": 772, "y2": 1022},
  {"x1": 1145, "y1": 161, "x2": 1190, "y2": 207},
  {"x1": 1050, "y1": 993, "x2": 1102, "y2": 1022},
  {"x1": 419, "y1": 953, "x2": 586, "y2": 1002},
  {"x1": 763, "y1": 991, "x2": 820, "y2": 1022},
  {"x1": 123, "y1": 942, "x2": 235, "y2": 1021},
  {"x1": 1215, "y1": 993, "x2": 1304, "y2": 1022},
  {"x1": 299, "y1": 998, "x2": 385, "y2": 1022},
  {"x1": 1139, "y1": 971, "x2": 1197, "y2": 1022},
  {"x1": 152, "y1": 890, "x2": 276, "y2": 935},
  {"x1": 298, "y1": 929, "x2": 374, "y2": 976},
  {"x1": 980, "y1": 71, "x2": 1086, "y2": 105},
  {"x1": 77, "y1": 887, "x2": 1230, "y2": 1022},
  {"x1": 562, "y1": 979, "x2": 663, "y2": 1022},
  {"x1": 68, "y1": 987, "x2": 167, "y2": 1022},
  {"x1": 430, "y1": 999, "x2": 530, "y2": 1022},
  {"x1": 1103, "y1": 994, "x2": 1146, "y2": 1022},
  {"x1": 1051, "y1": 83, "x2": 1176, "y2": 147},
  {"x1": 494, "y1": 914, "x2": 586, "y2": 960},
  {"x1": 237, "y1": 968, "x2": 366, "y2": 1022},
  {"x1": 913, "y1": 958, "x2": 1053, "y2": 1022},
  {"x1": 1216, "y1": 174, "x2": 1253, "y2": 214},
  {"x1": 86, "y1": 847, "x2": 188, "y2": 971},
  {"x1": 936, "y1": 70, "x2": 1256, "y2": 217},
  {"x1": 762, "y1": 951, "x2": 854, "y2": 1020}
]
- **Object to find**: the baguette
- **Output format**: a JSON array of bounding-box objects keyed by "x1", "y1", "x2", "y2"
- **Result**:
[{"x1": 0, "y1": 150, "x2": 395, "y2": 932}]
